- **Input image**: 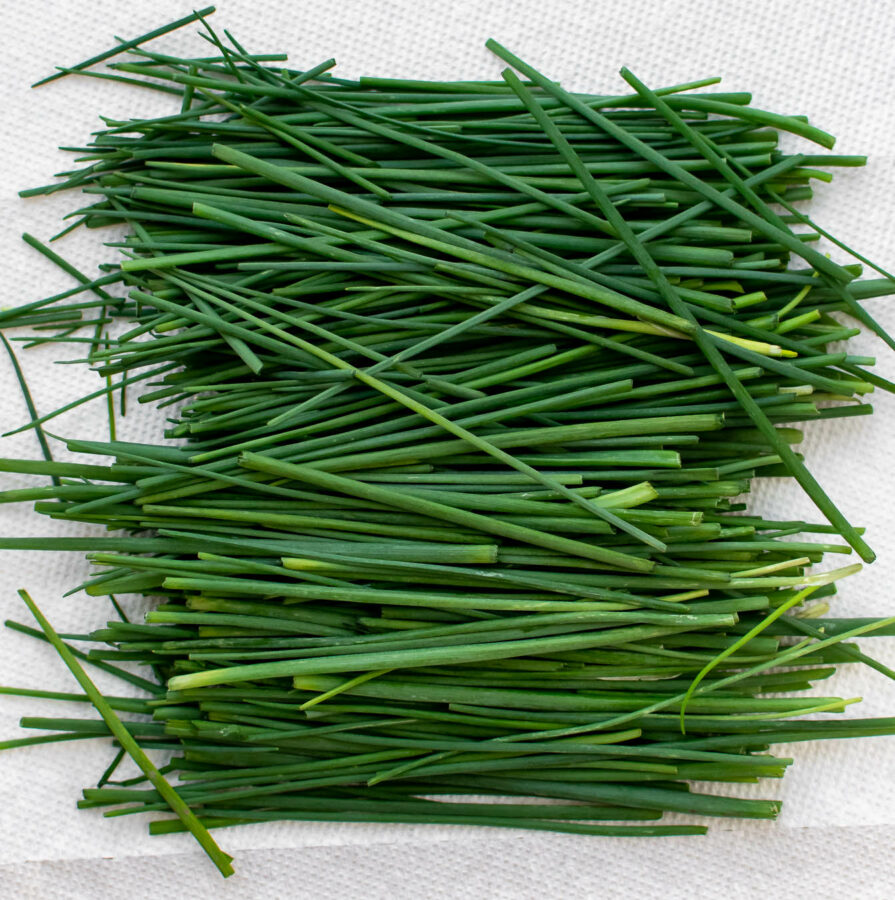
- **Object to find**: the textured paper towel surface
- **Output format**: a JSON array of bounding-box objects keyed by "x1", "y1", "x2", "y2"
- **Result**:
[{"x1": 2, "y1": 1, "x2": 895, "y2": 896}]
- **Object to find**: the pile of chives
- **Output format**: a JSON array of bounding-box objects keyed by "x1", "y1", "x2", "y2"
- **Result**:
[{"x1": 3, "y1": 8, "x2": 895, "y2": 876}]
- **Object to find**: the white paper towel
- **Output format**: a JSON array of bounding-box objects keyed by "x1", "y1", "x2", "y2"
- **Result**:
[{"x1": 2, "y1": 1, "x2": 895, "y2": 896}]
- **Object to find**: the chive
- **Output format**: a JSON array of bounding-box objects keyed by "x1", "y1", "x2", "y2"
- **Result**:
[
  {"x1": 0, "y1": 335, "x2": 58, "y2": 485},
  {"x1": 18, "y1": 590, "x2": 233, "y2": 876},
  {"x1": 32, "y1": 8, "x2": 218, "y2": 88}
]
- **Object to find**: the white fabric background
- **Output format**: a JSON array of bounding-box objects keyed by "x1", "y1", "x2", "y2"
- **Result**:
[{"x1": 2, "y1": 1, "x2": 895, "y2": 896}]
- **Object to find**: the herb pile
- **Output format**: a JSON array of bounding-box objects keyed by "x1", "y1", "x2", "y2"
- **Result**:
[{"x1": 3, "y1": 8, "x2": 895, "y2": 877}]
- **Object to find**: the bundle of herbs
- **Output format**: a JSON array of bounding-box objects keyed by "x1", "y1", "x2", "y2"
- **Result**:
[{"x1": 3, "y1": 8, "x2": 895, "y2": 877}]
